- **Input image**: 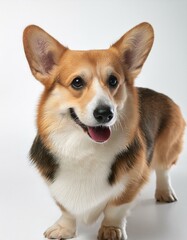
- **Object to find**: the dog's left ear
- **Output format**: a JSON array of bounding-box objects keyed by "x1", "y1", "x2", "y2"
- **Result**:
[
  {"x1": 23, "y1": 25, "x2": 67, "y2": 87},
  {"x1": 111, "y1": 22, "x2": 154, "y2": 83}
]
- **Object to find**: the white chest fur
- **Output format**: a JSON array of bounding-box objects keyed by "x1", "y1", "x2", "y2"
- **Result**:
[{"x1": 48, "y1": 126, "x2": 128, "y2": 221}]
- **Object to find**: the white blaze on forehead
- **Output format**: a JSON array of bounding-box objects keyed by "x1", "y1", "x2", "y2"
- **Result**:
[{"x1": 88, "y1": 77, "x2": 112, "y2": 109}]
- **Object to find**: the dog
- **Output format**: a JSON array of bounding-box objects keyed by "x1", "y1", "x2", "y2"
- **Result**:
[{"x1": 23, "y1": 22, "x2": 185, "y2": 240}]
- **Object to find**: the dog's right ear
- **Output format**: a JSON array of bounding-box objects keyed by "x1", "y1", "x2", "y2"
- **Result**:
[
  {"x1": 23, "y1": 25, "x2": 67, "y2": 87},
  {"x1": 111, "y1": 22, "x2": 154, "y2": 84}
]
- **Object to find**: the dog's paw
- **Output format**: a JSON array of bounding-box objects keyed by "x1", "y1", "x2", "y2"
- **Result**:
[
  {"x1": 44, "y1": 223, "x2": 75, "y2": 239},
  {"x1": 97, "y1": 226, "x2": 127, "y2": 240},
  {"x1": 155, "y1": 187, "x2": 178, "y2": 203}
]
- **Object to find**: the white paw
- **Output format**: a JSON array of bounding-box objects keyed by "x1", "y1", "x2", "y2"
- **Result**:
[
  {"x1": 155, "y1": 187, "x2": 178, "y2": 203},
  {"x1": 44, "y1": 223, "x2": 75, "y2": 239}
]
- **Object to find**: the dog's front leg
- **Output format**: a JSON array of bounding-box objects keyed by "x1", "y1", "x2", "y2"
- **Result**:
[
  {"x1": 44, "y1": 202, "x2": 76, "y2": 239},
  {"x1": 44, "y1": 214, "x2": 76, "y2": 239},
  {"x1": 98, "y1": 171, "x2": 149, "y2": 240},
  {"x1": 97, "y1": 202, "x2": 132, "y2": 240}
]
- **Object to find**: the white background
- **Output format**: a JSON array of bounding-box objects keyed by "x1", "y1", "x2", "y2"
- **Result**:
[{"x1": 0, "y1": 1, "x2": 187, "y2": 240}]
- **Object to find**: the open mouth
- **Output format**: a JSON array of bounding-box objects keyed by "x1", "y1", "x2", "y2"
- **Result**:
[{"x1": 69, "y1": 108, "x2": 111, "y2": 143}]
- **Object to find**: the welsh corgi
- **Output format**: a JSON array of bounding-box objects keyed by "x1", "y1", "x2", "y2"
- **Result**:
[{"x1": 23, "y1": 22, "x2": 185, "y2": 240}]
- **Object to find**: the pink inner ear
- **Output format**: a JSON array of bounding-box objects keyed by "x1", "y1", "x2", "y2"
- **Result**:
[
  {"x1": 36, "y1": 38, "x2": 55, "y2": 74},
  {"x1": 124, "y1": 33, "x2": 144, "y2": 71},
  {"x1": 124, "y1": 49, "x2": 143, "y2": 71},
  {"x1": 124, "y1": 49, "x2": 133, "y2": 69},
  {"x1": 41, "y1": 51, "x2": 55, "y2": 74}
]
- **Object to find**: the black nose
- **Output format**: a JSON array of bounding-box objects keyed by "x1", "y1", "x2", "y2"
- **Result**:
[{"x1": 93, "y1": 105, "x2": 114, "y2": 124}]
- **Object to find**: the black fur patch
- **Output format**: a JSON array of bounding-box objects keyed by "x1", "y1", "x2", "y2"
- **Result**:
[
  {"x1": 29, "y1": 135, "x2": 59, "y2": 181},
  {"x1": 137, "y1": 87, "x2": 172, "y2": 165},
  {"x1": 108, "y1": 137, "x2": 142, "y2": 185}
]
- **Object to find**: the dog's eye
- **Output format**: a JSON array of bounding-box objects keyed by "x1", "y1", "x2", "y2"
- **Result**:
[
  {"x1": 107, "y1": 75, "x2": 118, "y2": 88},
  {"x1": 71, "y1": 77, "x2": 85, "y2": 90}
]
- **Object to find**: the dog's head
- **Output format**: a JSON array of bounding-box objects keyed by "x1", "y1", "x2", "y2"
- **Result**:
[{"x1": 23, "y1": 23, "x2": 154, "y2": 143}]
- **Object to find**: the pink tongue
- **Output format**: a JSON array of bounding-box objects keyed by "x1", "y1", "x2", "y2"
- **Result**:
[{"x1": 88, "y1": 126, "x2": 111, "y2": 142}]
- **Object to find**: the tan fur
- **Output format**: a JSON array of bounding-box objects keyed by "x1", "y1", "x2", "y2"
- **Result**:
[{"x1": 98, "y1": 226, "x2": 123, "y2": 240}]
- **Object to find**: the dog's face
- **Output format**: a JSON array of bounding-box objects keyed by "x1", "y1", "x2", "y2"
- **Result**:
[
  {"x1": 23, "y1": 23, "x2": 154, "y2": 143},
  {"x1": 47, "y1": 49, "x2": 127, "y2": 143}
]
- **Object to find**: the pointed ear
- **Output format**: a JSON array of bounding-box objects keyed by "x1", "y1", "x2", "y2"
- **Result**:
[
  {"x1": 23, "y1": 25, "x2": 67, "y2": 86},
  {"x1": 111, "y1": 22, "x2": 154, "y2": 83}
]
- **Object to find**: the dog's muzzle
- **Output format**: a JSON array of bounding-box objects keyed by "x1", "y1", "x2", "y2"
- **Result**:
[{"x1": 70, "y1": 108, "x2": 111, "y2": 143}]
